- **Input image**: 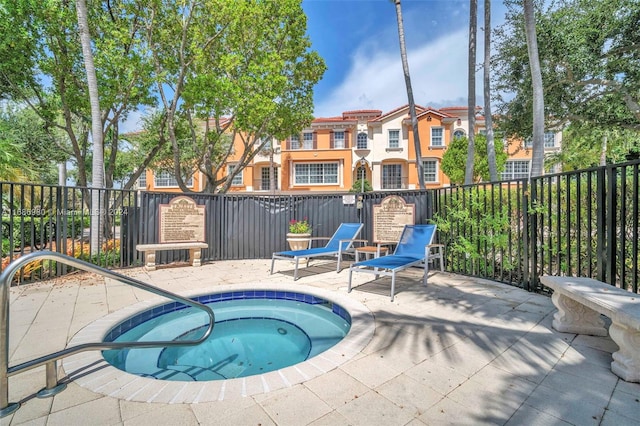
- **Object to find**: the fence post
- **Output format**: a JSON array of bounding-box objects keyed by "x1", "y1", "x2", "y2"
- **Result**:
[
  {"x1": 596, "y1": 167, "x2": 607, "y2": 282},
  {"x1": 522, "y1": 179, "x2": 531, "y2": 291},
  {"x1": 605, "y1": 165, "x2": 617, "y2": 285}
]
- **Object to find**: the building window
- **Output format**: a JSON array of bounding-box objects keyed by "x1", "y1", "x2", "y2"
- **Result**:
[
  {"x1": 333, "y1": 131, "x2": 345, "y2": 148},
  {"x1": 260, "y1": 167, "x2": 278, "y2": 190},
  {"x1": 501, "y1": 161, "x2": 530, "y2": 180},
  {"x1": 154, "y1": 171, "x2": 193, "y2": 187},
  {"x1": 294, "y1": 163, "x2": 339, "y2": 185},
  {"x1": 382, "y1": 164, "x2": 402, "y2": 189},
  {"x1": 478, "y1": 129, "x2": 487, "y2": 136},
  {"x1": 257, "y1": 137, "x2": 272, "y2": 151},
  {"x1": 228, "y1": 164, "x2": 243, "y2": 186},
  {"x1": 357, "y1": 132, "x2": 368, "y2": 149},
  {"x1": 524, "y1": 137, "x2": 533, "y2": 148},
  {"x1": 544, "y1": 132, "x2": 556, "y2": 148},
  {"x1": 431, "y1": 128, "x2": 444, "y2": 147},
  {"x1": 138, "y1": 170, "x2": 146, "y2": 189},
  {"x1": 357, "y1": 165, "x2": 366, "y2": 181},
  {"x1": 422, "y1": 160, "x2": 438, "y2": 183},
  {"x1": 303, "y1": 132, "x2": 313, "y2": 149},
  {"x1": 290, "y1": 135, "x2": 300, "y2": 150},
  {"x1": 453, "y1": 130, "x2": 466, "y2": 139},
  {"x1": 388, "y1": 129, "x2": 400, "y2": 148}
]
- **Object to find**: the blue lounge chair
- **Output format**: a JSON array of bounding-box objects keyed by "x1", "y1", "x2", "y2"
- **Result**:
[
  {"x1": 348, "y1": 224, "x2": 438, "y2": 301},
  {"x1": 271, "y1": 223, "x2": 364, "y2": 280}
]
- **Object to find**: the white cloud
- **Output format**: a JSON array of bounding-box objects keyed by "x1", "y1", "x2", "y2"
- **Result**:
[
  {"x1": 314, "y1": 29, "x2": 484, "y2": 117},
  {"x1": 119, "y1": 108, "x2": 145, "y2": 134}
]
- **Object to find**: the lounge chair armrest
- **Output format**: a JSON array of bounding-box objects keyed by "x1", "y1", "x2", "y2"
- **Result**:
[
  {"x1": 306, "y1": 236, "x2": 330, "y2": 248},
  {"x1": 337, "y1": 238, "x2": 365, "y2": 250}
]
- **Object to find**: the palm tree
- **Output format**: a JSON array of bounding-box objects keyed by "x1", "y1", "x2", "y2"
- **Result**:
[
  {"x1": 76, "y1": 0, "x2": 104, "y2": 254},
  {"x1": 393, "y1": 0, "x2": 425, "y2": 190},
  {"x1": 465, "y1": 0, "x2": 478, "y2": 185},
  {"x1": 523, "y1": 0, "x2": 545, "y2": 177},
  {"x1": 484, "y1": 0, "x2": 498, "y2": 181}
]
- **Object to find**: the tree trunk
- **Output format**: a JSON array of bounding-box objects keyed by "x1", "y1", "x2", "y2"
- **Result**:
[
  {"x1": 600, "y1": 133, "x2": 607, "y2": 166},
  {"x1": 269, "y1": 147, "x2": 276, "y2": 193},
  {"x1": 465, "y1": 0, "x2": 478, "y2": 185},
  {"x1": 58, "y1": 163, "x2": 67, "y2": 186},
  {"x1": 484, "y1": 0, "x2": 498, "y2": 182},
  {"x1": 394, "y1": 0, "x2": 425, "y2": 190},
  {"x1": 524, "y1": 0, "x2": 545, "y2": 178},
  {"x1": 77, "y1": 0, "x2": 104, "y2": 255}
]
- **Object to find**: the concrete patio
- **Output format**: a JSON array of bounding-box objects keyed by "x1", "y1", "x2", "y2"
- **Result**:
[{"x1": 4, "y1": 259, "x2": 640, "y2": 425}]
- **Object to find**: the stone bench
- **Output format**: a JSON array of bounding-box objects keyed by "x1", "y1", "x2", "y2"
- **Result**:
[
  {"x1": 136, "y1": 242, "x2": 208, "y2": 271},
  {"x1": 540, "y1": 276, "x2": 640, "y2": 382}
]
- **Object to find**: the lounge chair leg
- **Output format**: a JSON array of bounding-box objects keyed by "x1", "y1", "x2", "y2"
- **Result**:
[
  {"x1": 424, "y1": 263, "x2": 429, "y2": 286},
  {"x1": 390, "y1": 272, "x2": 396, "y2": 302},
  {"x1": 270, "y1": 257, "x2": 276, "y2": 275},
  {"x1": 294, "y1": 258, "x2": 299, "y2": 280},
  {"x1": 348, "y1": 268, "x2": 353, "y2": 293}
]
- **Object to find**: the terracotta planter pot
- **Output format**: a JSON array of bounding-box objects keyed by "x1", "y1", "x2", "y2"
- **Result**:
[{"x1": 286, "y1": 232, "x2": 311, "y2": 250}]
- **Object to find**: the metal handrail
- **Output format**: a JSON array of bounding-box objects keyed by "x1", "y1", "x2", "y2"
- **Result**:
[{"x1": 1, "y1": 251, "x2": 215, "y2": 417}]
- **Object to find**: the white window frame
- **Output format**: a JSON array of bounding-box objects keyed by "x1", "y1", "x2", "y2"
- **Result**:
[
  {"x1": 388, "y1": 129, "x2": 400, "y2": 148},
  {"x1": 228, "y1": 163, "x2": 243, "y2": 186},
  {"x1": 154, "y1": 171, "x2": 193, "y2": 187},
  {"x1": 303, "y1": 132, "x2": 313, "y2": 149},
  {"x1": 290, "y1": 134, "x2": 300, "y2": 150},
  {"x1": 294, "y1": 162, "x2": 339, "y2": 185},
  {"x1": 382, "y1": 164, "x2": 403, "y2": 189},
  {"x1": 431, "y1": 127, "x2": 444, "y2": 147},
  {"x1": 138, "y1": 169, "x2": 146, "y2": 188},
  {"x1": 357, "y1": 132, "x2": 368, "y2": 149},
  {"x1": 422, "y1": 159, "x2": 438, "y2": 183},
  {"x1": 544, "y1": 131, "x2": 556, "y2": 148},
  {"x1": 501, "y1": 160, "x2": 530, "y2": 180},
  {"x1": 333, "y1": 131, "x2": 345, "y2": 148}
]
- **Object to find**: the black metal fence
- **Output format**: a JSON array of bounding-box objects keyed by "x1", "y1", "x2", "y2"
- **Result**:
[
  {"x1": 432, "y1": 159, "x2": 639, "y2": 293},
  {"x1": 2, "y1": 159, "x2": 638, "y2": 292}
]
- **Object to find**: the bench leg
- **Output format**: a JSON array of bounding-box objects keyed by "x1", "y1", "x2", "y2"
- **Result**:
[
  {"x1": 609, "y1": 323, "x2": 640, "y2": 382},
  {"x1": 144, "y1": 251, "x2": 157, "y2": 271},
  {"x1": 190, "y1": 249, "x2": 202, "y2": 267},
  {"x1": 551, "y1": 292, "x2": 607, "y2": 336}
]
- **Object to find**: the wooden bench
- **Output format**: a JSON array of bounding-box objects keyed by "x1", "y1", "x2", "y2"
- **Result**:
[
  {"x1": 136, "y1": 242, "x2": 208, "y2": 271},
  {"x1": 540, "y1": 276, "x2": 640, "y2": 382}
]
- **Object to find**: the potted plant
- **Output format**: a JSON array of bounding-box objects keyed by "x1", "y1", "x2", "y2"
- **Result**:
[{"x1": 286, "y1": 218, "x2": 312, "y2": 250}]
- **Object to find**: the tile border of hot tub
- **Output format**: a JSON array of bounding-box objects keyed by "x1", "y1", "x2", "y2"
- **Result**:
[{"x1": 62, "y1": 282, "x2": 375, "y2": 403}]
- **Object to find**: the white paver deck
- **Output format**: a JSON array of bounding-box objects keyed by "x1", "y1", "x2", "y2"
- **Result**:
[{"x1": 5, "y1": 259, "x2": 640, "y2": 425}]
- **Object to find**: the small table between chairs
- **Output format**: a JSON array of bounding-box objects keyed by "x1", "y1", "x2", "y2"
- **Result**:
[{"x1": 355, "y1": 243, "x2": 391, "y2": 262}]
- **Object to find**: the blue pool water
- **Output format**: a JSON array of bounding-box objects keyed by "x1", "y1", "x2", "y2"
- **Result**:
[{"x1": 102, "y1": 291, "x2": 351, "y2": 381}]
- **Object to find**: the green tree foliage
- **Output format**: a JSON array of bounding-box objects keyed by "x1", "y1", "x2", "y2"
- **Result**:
[
  {"x1": 0, "y1": 105, "x2": 62, "y2": 182},
  {"x1": 441, "y1": 134, "x2": 508, "y2": 184},
  {"x1": 0, "y1": 0, "x2": 155, "y2": 189},
  {"x1": 142, "y1": 0, "x2": 325, "y2": 193},
  {"x1": 1, "y1": 0, "x2": 324, "y2": 194},
  {"x1": 545, "y1": 124, "x2": 640, "y2": 170},
  {"x1": 493, "y1": 0, "x2": 640, "y2": 165}
]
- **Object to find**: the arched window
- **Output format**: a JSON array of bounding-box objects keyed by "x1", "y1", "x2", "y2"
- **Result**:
[
  {"x1": 357, "y1": 165, "x2": 366, "y2": 181},
  {"x1": 357, "y1": 132, "x2": 368, "y2": 149},
  {"x1": 453, "y1": 129, "x2": 466, "y2": 139}
]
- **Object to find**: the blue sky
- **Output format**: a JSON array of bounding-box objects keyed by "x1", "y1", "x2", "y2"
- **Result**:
[{"x1": 302, "y1": 0, "x2": 508, "y2": 118}]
